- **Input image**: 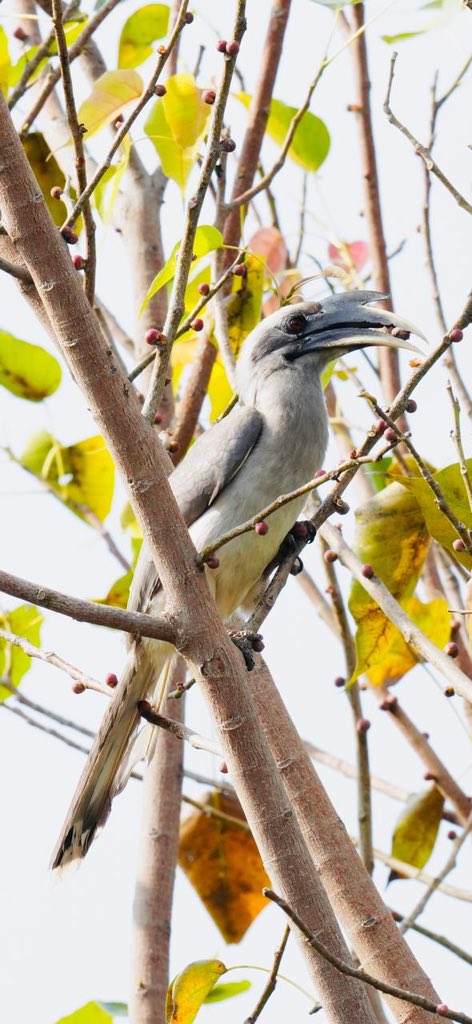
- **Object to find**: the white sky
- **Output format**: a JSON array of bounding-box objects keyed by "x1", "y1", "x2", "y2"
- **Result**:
[{"x1": 1, "y1": 1, "x2": 471, "y2": 1022}]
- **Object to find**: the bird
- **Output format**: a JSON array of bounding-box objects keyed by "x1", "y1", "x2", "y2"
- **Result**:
[{"x1": 51, "y1": 290, "x2": 423, "y2": 869}]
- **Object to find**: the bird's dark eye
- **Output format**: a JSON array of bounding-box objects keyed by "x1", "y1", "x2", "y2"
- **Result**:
[{"x1": 286, "y1": 314, "x2": 306, "y2": 334}]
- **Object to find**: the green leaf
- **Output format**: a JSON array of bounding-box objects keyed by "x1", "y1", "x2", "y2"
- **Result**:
[
  {"x1": 0, "y1": 330, "x2": 61, "y2": 401},
  {"x1": 204, "y1": 980, "x2": 251, "y2": 1003},
  {"x1": 0, "y1": 27, "x2": 11, "y2": 97},
  {"x1": 394, "y1": 461, "x2": 472, "y2": 570},
  {"x1": 94, "y1": 136, "x2": 131, "y2": 222},
  {"x1": 348, "y1": 482, "x2": 430, "y2": 683},
  {"x1": 55, "y1": 1003, "x2": 112, "y2": 1024},
  {"x1": 390, "y1": 786, "x2": 445, "y2": 875},
  {"x1": 144, "y1": 73, "x2": 210, "y2": 189},
  {"x1": 118, "y1": 4, "x2": 169, "y2": 68},
  {"x1": 96, "y1": 569, "x2": 133, "y2": 609},
  {"x1": 365, "y1": 457, "x2": 393, "y2": 493},
  {"x1": 0, "y1": 605, "x2": 43, "y2": 700},
  {"x1": 382, "y1": 0, "x2": 462, "y2": 42},
  {"x1": 20, "y1": 431, "x2": 114, "y2": 523},
  {"x1": 166, "y1": 961, "x2": 227, "y2": 1024},
  {"x1": 140, "y1": 225, "x2": 223, "y2": 313},
  {"x1": 22, "y1": 132, "x2": 69, "y2": 226},
  {"x1": 236, "y1": 93, "x2": 330, "y2": 172},
  {"x1": 78, "y1": 70, "x2": 143, "y2": 137}
]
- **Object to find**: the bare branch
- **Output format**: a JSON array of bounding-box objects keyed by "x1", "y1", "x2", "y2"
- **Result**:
[
  {"x1": 0, "y1": 627, "x2": 108, "y2": 695},
  {"x1": 265, "y1": 888, "x2": 472, "y2": 1024},
  {"x1": 384, "y1": 53, "x2": 472, "y2": 217}
]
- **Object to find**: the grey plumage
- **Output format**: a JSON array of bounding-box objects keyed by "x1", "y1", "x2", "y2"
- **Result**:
[{"x1": 51, "y1": 291, "x2": 423, "y2": 869}]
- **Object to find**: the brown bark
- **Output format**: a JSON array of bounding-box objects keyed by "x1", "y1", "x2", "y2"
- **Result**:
[
  {"x1": 130, "y1": 669, "x2": 185, "y2": 1023},
  {"x1": 0, "y1": 92, "x2": 377, "y2": 1023},
  {"x1": 250, "y1": 658, "x2": 442, "y2": 1024}
]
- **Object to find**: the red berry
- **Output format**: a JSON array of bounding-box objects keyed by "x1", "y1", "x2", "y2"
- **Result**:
[
  {"x1": 391, "y1": 327, "x2": 410, "y2": 340},
  {"x1": 168, "y1": 440, "x2": 179, "y2": 454},
  {"x1": 184, "y1": 11, "x2": 194, "y2": 22},
  {"x1": 391, "y1": 910, "x2": 402, "y2": 922},
  {"x1": 447, "y1": 830, "x2": 457, "y2": 841},
  {"x1": 315, "y1": 468, "x2": 326, "y2": 478},
  {"x1": 72, "y1": 254, "x2": 85, "y2": 270},
  {"x1": 145, "y1": 328, "x2": 161, "y2": 345},
  {"x1": 334, "y1": 676, "x2": 345, "y2": 688},
  {"x1": 73, "y1": 682, "x2": 85, "y2": 694},
  {"x1": 385, "y1": 427, "x2": 397, "y2": 442},
  {"x1": 375, "y1": 419, "x2": 387, "y2": 434},
  {"x1": 61, "y1": 226, "x2": 78, "y2": 244},
  {"x1": 444, "y1": 686, "x2": 455, "y2": 697},
  {"x1": 357, "y1": 718, "x2": 371, "y2": 733},
  {"x1": 50, "y1": 185, "x2": 63, "y2": 200},
  {"x1": 350, "y1": 449, "x2": 358, "y2": 459},
  {"x1": 157, "y1": 45, "x2": 166, "y2": 55},
  {"x1": 106, "y1": 672, "x2": 118, "y2": 688},
  {"x1": 198, "y1": 282, "x2": 210, "y2": 296},
  {"x1": 154, "y1": 413, "x2": 162, "y2": 425},
  {"x1": 191, "y1": 318, "x2": 204, "y2": 332},
  {"x1": 253, "y1": 638, "x2": 265, "y2": 653},
  {"x1": 155, "y1": 83, "x2": 166, "y2": 97},
  {"x1": 216, "y1": 39, "x2": 227, "y2": 52},
  {"x1": 13, "y1": 25, "x2": 28, "y2": 41},
  {"x1": 444, "y1": 642, "x2": 459, "y2": 658},
  {"x1": 221, "y1": 137, "x2": 236, "y2": 152},
  {"x1": 226, "y1": 40, "x2": 240, "y2": 55},
  {"x1": 453, "y1": 537, "x2": 466, "y2": 552},
  {"x1": 205, "y1": 554, "x2": 220, "y2": 569},
  {"x1": 324, "y1": 549, "x2": 338, "y2": 564},
  {"x1": 219, "y1": 759, "x2": 228, "y2": 773},
  {"x1": 335, "y1": 499, "x2": 350, "y2": 515},
  {"x1": 233, "y1": 263, "x2": 247, "y2": 277},
  {"x1": 361, "y1": 564, "x2": 374, "y2": 579},
  {"x1": 406, "y1": 399, "x2": 417, "y2": 413},
  {"x1": 202, "y1": 89, "x2": 216, "y2": 105},
  {"x1": 449, "y1": 328, "x2": 463, "y2": 343},
  {"x1": 293, "y1": 522, "x2": 309, "y2": 539},
  {"x1": 436, "y1": 1006, "x2": 450, "y2": 1018},
  {"x1": 379, "y1": 695, "x2": 397, "y2": 711},
  {"x1": 255, "y1": 520, "x2": 269, "y2": 536}
]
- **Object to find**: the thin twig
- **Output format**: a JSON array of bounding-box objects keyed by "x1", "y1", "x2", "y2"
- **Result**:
[
  {"x1": 390, "y1": 910, "x2": 472, "y2": 967},
  {"x1": 63, "y1": 2, "x2": 190, "y2": 229},
  {"x1": 0, "y1": 627, "x2": 108, "y2": 694},
  {"x1": 265, "y1": 889, "x2": 472, "y2": 1024},
  {"x1": 142, "y1": 0, "x2": 248, "y2": 424},
  {"x1": 364, "y1": 394, "x2": 472, "y2": 558},
  {"x1": 320, "y1": 519, "x2": 472, "y2": 705},
  {"x1": 447, "y1": 382, "x2": 472, "y2": 514},
  {"x1": 8, "y1": 0, "x2": 81, "y2": 111},
  {"x1": 399, "y1": 811, "x2": 472, "y2": 936},
  {"x1": 21, "y1": 0, "x2": 127, "y2": 133},
  {"x1": 138, "y1": 701, "x2": 222, "y2": 755},
  {"x1": 244, "y1": 926, "x2": 291, "y2": 1024},
  {"x1": 0, "y1": 568, "x2": 176, "y2": 643},
  {"x1": 0, "y1": 254, "x2": 33, "y2": 282},
  {"x1": 322, "y1": 540, "x2": 373, "y2": 875},
  {"x1": 384, "y1": 53, "x2": 472, "y2": 216},
  {"x1": 52, "y1": 0, "x2": 96, "y2": 302}
]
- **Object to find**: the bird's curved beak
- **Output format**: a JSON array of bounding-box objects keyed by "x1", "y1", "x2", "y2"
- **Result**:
[{"x1": 296, "y1": 291, "x2": 426, "y2": 358}]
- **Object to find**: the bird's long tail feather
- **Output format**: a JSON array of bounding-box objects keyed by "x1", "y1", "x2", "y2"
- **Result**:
[{"x1": 51, "y1": 640, "x2": 174, "y2": 870}]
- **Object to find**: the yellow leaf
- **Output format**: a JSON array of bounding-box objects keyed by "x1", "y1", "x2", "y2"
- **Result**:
[
  {"x1": 0, "y1": 604, "x2": 43, "y2": 700},
  {"x1": 20, "y1": 432, "x2": 114, "y2": 523},
  {"x1": 348, "y1": 482, "x2": 430, "y2": 683},
  {"x1": 78, "y1": 70, "x2": 143, "y2": 137},
  {"x1": 178, "y1": 791, "x2": 270, "y2": 943},
  {"x1": 226, "y1": 254, "x2": 264, "y2": 360},
  {"x1": 207, "y1": 355, "x2": 233, "y2": 422},
  {"x1": 118, "y1": 3, "x2": 169, "y2": 69},
  {"x1": 163, "y1": 73, "x2": 210, "y2": 148},
  {"x1": 390, "y1": 786, "x2": 445, "y2": 875},
  {"x1": 0, "y1": 330, "x2": 61, "y2": 402},
  {"x1": 22, "y1": 133, "x2": 68, "y2": 227},
  {"x1": 166, "y1": 961, "x2": 227, "y2": 1024},
  {"x1": 0, "y1": 27, "x2": 10, "y2": 97},
  {"x1": 395, "y1": 461, "x2": 472, "y2": 571},
  {"x1": 94, "y1": 136, "x2": 131, "y2": 222},
  {"x1": 366, "y1": 596, "x2": 451, "y2": 687}
]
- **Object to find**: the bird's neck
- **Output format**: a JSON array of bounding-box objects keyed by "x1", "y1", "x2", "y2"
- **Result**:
[{"x1": 243, "y1": 365, "x2": 329, "y2": 475}]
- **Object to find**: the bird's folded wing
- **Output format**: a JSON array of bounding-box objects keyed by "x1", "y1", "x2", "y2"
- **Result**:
[{"x1": 128, "y1": 403, "x2": 264, "y2": 614}]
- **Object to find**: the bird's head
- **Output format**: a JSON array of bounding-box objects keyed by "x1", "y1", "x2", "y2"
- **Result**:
[{"x1": 236, "y1": 291, "x2": 424, "y2": 395}]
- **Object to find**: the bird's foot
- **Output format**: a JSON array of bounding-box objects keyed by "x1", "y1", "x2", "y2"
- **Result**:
[
  {"x1": 265, "y1": 520, "x2": 316, "y2": 577},
  {"x1": 229, "y1": 629, "x2": 265, "y2": 671}
]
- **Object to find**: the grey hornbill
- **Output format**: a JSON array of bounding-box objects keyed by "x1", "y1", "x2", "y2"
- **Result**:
[{"x1": 52, "y1": 289, "x2": 423, "y2": 869}]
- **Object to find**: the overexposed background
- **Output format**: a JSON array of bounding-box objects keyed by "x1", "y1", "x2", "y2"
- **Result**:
[{"x1": 1, "y1": 0, "x2": 471, "y2": 1021}]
